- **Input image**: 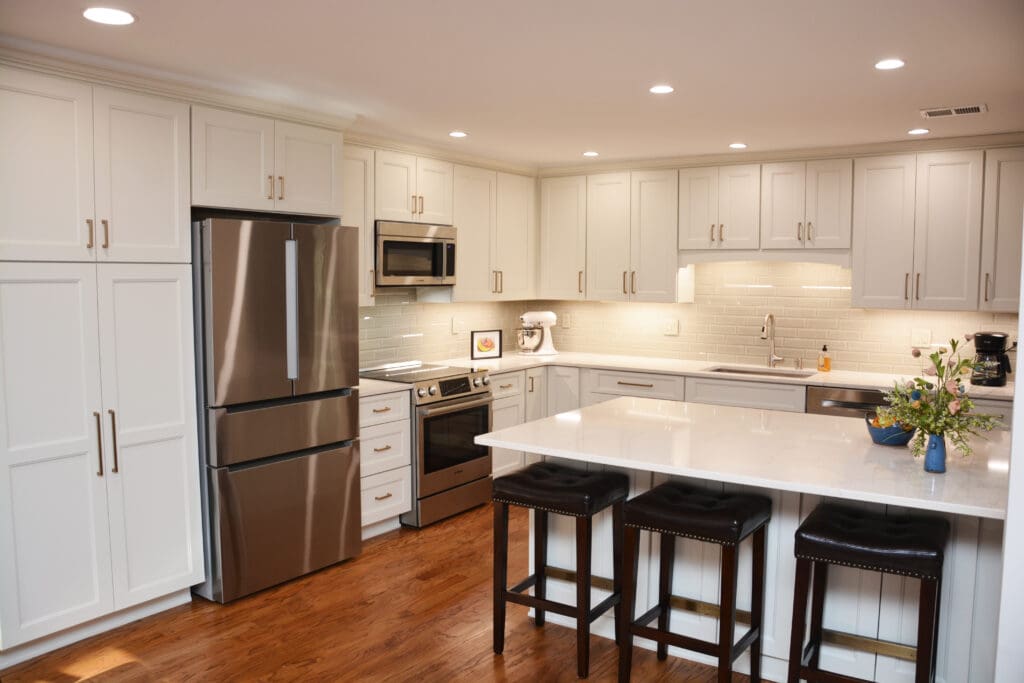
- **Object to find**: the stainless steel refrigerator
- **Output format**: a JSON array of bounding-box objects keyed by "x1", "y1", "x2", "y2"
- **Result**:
[{"x1": 191, "y1": 213, "x2": 361, "y2": 603}]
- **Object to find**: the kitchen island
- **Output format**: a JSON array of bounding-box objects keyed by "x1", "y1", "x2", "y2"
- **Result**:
[{"x1": 477, "y1": 397, "x2": 1009, "y2": 683}]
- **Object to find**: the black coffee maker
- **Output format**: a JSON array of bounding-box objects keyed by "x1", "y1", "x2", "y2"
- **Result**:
[{"x1": 971, "y1": 331, "x2": 1013, "y2": 387}]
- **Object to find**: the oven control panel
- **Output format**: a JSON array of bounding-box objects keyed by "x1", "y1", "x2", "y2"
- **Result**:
[{"x1": 412, "y1": 369, "x2": 490, "y2": 406}]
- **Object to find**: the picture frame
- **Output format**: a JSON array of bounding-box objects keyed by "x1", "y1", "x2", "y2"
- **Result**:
[{"x1": 470, "y1": 329, "x2": 502, "y2": 360}]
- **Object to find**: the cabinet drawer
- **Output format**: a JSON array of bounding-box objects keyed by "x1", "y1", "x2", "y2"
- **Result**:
[
  {"x1": 361, "y1": 419, "x2": 412, "y2": 476},
  {"x1": 359, "y1": 391, "x2": 410, "y2": 427},
  {"x1": 584, "y1": 369, "x2": 686, "y2": 400},
  {"x1": 685, "y1": 376, "x2": 806, "y2": 412},
  {"x1": 491, "y1": 371, "x2": 525, "y2": 399},
  {"x1": 972, "y1": 398, "x2": 1013, "y2": 430},
  {"x1": 360, "y1": 466, "x2": 412, "y2": 526}
]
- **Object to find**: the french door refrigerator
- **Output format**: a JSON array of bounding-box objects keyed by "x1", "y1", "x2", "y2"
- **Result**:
[{"x1": 192, "y1": 214, "x2": 361, "y2": 603}]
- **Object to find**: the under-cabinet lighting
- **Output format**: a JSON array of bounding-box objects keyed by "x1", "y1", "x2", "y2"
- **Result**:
[
  {"x1": 801, "y1": 285, "x2": 852, "y2": 291},
  {"x1": 723, "y1": 283, "x2": 774, "y2": 289},
  {"x1": 83, "y1": 7, "x2": 135, "y2": 25}
]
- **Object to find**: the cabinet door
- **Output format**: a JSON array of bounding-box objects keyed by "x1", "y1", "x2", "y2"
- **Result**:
[
  {"x1": 274, "y1": 121, "x2": 343, "y2": 216},
  {"x1": 416, "y1": 157, "x2": 454, "y2": 225},
  {"x1": 630, "y1": 169, "x2": 678, "y2": 302},
  {"x1": 678, "y1": 167, "x2": 719, "y2": 250},
  {"x1": 341, "y1": 145, "x2": 376, "y2": 307},
  {"x1": 913, "y1": 151, "x2": 983, "y2": 310},
  {"x1": 851, "y1": 155, "x2": 916, "y2": 309},
  {"x1": 0, "y1": 68, "x2": 95, "y2": 261},
  {"x1": 491, "y1": 394, "x2": 525, "y2": 477},
  {"x1": 805, "y1": 158, "x2": 852, "y2": 249},
  {"x1": 93, "y1": 88, "x2": 190, "y2": 263},
  {"x1": 539, "y1": 176, "x2": 587, "y2": 299},
  {"x1": 980, "y1": 147, "x2": 1024, "y2": 312},
  {"x1": 191, "y1": 106, "x2": 275, "y2": 212},
  {"x1": 524, "y1": 367, "x2": 547, "y2": 466},
  {"x1": 0, "y1": 263, "x2": 113, "y2": 647},
  {"x1": 96, "y1": 264, "x2": 203, "y2": 609},
  {"x1": 374, "y1": 150, "x2": 417, "y2": 221},
  {"x1": 494, "y1": 172, "x2": 535, "y2": 300},
  {"x1": 547, "y1": 366, "x2": 581, "y2": 416},
  {"x1": 452, "y1": 165, "x2": 497, "y2": 302},
  {"x1": 586, "y1": 172, "x2": 631, "y2": 302},
  {"x1": 717, "y1": 164, "x2": 761, "y2": 249},
  {"x1": 760, "y1": 162, "x2": 806, "y2": 249}
]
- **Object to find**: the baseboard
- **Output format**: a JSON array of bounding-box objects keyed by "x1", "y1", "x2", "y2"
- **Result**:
[{"x1": 362, "y1": 516, "x2": 401, "y2": 540}]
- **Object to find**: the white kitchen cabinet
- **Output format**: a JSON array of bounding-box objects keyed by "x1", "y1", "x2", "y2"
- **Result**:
[
  {"x1": 980, "y1": 147, "x2": 1024, "y2": 312},
  {"x1": 374, "y1": 150, "x2": 453, "y2": 225},
  {"x1": 493, "y1": 172, "x2": 535, "y2": 300},
  {"x1": 491, "y1": 371, "x2": 527, "y2": 477},
  {"x1": 684, "y1": 376, "x2": 806, "y2": 412},
  {"x1": 586, "y1": 172, "x2": 632, "y2": 302},
  {"x1": 358, "y1": 390, "x2": 412, "y2": 536},
  {"x1": 972, "y1": 398, "x2": 1013, "y2": 430},
  {"x1": 524, "y1": 367, "x2": 547, "y2": 465},
  {"x1": 539, "y1": 175, "x2": 587, "y2": 299},
  {"x1": 452, "y1": 165, "x2": 498, "y2": 302},
  {"x1": 761, "y1": 159, "x2": 851, "y2": 250},
  {"x1": 679, "y1": 164, "x2": 760, "y2": 250},
  {"x1": 630, "y1": 169, "x2": 679, "y2": 302},
  {"x1": 547, "y1": 366, "x2": 581, "y2": 416},
  {"x1": 361, "y1": 419, "x2": 412, "y2": 477},
  {"x1": 0, "y1": 262, "x2": 202, "y2": 648},
  {"x1": 361, "y1": 467, "x2": 413, "y2": 527},
  {"x1": 192, "y1": 106, "x2": 342, "y2": 216},
  {"x1": 341, "y1": 145, "x2": 376, "y2": 307},
  {"x1": 581, "y1": 369, "x2": 686, "y2": 406}
]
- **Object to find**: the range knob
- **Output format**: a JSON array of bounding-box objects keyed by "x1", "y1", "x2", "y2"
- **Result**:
[
  {"x1": 481, "y1": 376, "x2": 490, "y2": 385},
  {"x1": 417, "y1": 387, "x2": 427, "y2": 398},
  {"x1": 428, "y1": 385, "x2": 438, "y2": 396},
  {"x1": 473, "y1": 378, "x2": 482, "y2": 387}
]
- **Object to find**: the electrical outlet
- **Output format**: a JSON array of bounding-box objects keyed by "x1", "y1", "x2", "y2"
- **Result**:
[
  {"x1": 451, "y1": 316, "x2": 467, "y2": 335},
  {"x1": 561, "y1": 313, "x2": 572, "y2": 329},
  {"x1": 911, "y1": 328, "x2": 931, "y2": 348},
  {"x1": 662, "y1": 318, "x2": 679, "y2": 336}
]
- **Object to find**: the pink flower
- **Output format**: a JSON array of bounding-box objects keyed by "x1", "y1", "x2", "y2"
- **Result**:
[
  {"x1": 947, "y1": 359, "x2": 956, "y2": 369},
  {"x1": 924, "y1": 366, "x2": 937, "y2": 376},
  {"x1": 949, "y1": 399, "x2": 961, "y2": 415},
  {"x1": 911, "y1": 348, "x2": 922, "y2": 358},
  {"x1": 905, "y1": 380, "x2": 916, "y2": 390},
  {"x1": 944, "y1": 380, "x2": 958, "y2": 394}
]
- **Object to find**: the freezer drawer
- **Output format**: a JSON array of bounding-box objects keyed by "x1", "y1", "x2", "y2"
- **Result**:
[{"x1": 210, "y1": 443, "x2": 361, "y2": 602}]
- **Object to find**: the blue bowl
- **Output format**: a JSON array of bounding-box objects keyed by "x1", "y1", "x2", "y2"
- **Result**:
[{"x1": 865, "y1": 416, "x2": 916, "y2": 446}]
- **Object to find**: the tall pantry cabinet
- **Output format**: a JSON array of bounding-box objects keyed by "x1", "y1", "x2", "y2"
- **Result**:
[{"x1": 0, "y1": 66, "x2": 203, "y2": 651}]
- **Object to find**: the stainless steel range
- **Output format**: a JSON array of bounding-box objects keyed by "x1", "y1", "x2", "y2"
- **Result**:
[{"x1": 360, "y1": 362, "x2": 492, "y2": 527}]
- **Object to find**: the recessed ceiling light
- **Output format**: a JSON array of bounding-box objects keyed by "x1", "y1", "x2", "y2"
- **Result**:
[
  {"x1": 582, "y1": 151, "x2": 599, "y2": 157},
  {"x1": 908, "y1": 128, "x2": 930, "y2": 135},
  {"x1": 83, "y1": 7, "x2": 136, "y2": 25},
  {"x1": 448, "y1": 130, "x2": 467, "y2": 138},
  {"x1": 729, "y1": 142, "x2": 747, "y2": 150},
  {"x1": 874, "y1": 58, "x2": 905, "y2": 70},
  {"x1": 649, "y1": 84, "x2": 674, "y2": 95}
]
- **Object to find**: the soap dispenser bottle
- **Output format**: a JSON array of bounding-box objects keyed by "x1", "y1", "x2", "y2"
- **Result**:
[{"x1": 817, "y1": 345, "x2": 831, "y2": 372}]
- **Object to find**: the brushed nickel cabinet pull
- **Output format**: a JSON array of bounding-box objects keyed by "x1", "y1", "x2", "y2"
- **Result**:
[
  {"x1": 411, "y1": 194, "x2": 417, "y2": 216},
  {"x1": 718, "y1": 224, "x2": 724, "y2": 241},
  {"x1": 277, "y1": 176, "x2": 284, "y2": 201},
  {"x1": 267, "y1": 175, "x2": 274, "y2": 200},
  {"x1": 373, "y1": 444, "x2": 392, "y2": 453},
  {"x1": 622, "y1": 271, "x2": 628, "y2": 294},
  {"x1": 499, "y1": 383, "x2": 514, "y2": 390},
  {"x1": 529, "y1": 376, "x2": 535, "y2": 392},
  {"x1": 915, "y1": 273, "x2": 921, "y2": 301},
  {"x1": 710, "y1": 224, "x2": 716, "y2": 242},
  {"x1": 631, "y1": 271, "x2": 637, "y2": 294},
  {"x1": 93, "y1": 411, "x2": 103, "y2": 476},
  {"x1": 984, "y1": 273, "x2": 990, "y2": 302},
  {"x1": 578, "y1": 270, "x2": 584, "y2": 294},
  {"x1": 374, "y1": 492, "x2": 393, "y2": 501},
  {"x1": 101, "y1": 219, "x2": 110, "y2": 249},
  {"x1": 498, "y1": 271, "x2": 504, "y2": 294},
  {"x1": 372, "y1": 406, "x2": 391, "y2": 414},
  {"x1": 797, "y1": 222, "x2": 803, "y2": 241},
  {"x1": 807, "y1": 221, "x2": 813, "y2": 241},
  {"x1": 493, "y1": 271, "x2": 498, "y2": 293},
  {"x1": 904, "y1": 273, "x2": 910, "y2": 300},
  {"x1": 86, "y1": 219, "x2": 95, "y2": 248},
  {"x1": 418, "y1": 195, "x2": 424, "y2": 215},
  {"x1": 108, "y1": 409, "x2": 119, "y2": 473},
  {"x1": 617, "y1": 380, "x2": 654, "y2": 388}
]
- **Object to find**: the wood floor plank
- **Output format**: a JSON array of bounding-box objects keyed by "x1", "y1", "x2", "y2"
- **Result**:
[{"x1": 0, "y1": 503, "x2": 747, "y2": 682}]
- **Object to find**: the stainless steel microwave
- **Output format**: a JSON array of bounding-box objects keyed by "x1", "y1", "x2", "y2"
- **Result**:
[{"x1": 375, "y1": 221, "x2": 456, "y2": 286}]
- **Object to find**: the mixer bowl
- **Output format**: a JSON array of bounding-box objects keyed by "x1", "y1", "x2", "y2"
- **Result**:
[{"x1": 517, "y1": 328, "x2": 542, "y2": 353}]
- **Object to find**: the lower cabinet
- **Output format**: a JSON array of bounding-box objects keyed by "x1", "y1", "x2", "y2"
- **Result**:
[
  {"x1": 358, "y1": 390, "x2": 412, "y2": 536},
  {"x1": 684, "y1": 376, "x2": 806, "y2": 412},
  {"x1": 972, "y1": 398, "x2": 1013, "y2": 429},
  {"x1": 580, "y1": 368, "x2": 686, "y2": 406},
  {"x1": 547, "y1": 366, "x2": 581, "y2": 415},
  {"x1": 491, "y1": 371, "x2": 527, "y2": 477}
]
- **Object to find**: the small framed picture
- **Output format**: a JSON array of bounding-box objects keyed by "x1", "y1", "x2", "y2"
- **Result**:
[{"x1": 470, "y1": 329, "x2": 502, "y2": 359}]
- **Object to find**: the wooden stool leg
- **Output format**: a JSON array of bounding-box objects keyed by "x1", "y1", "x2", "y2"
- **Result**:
[
  {"x1": 916, "y1": 577, "x2": 940, "y2": 683},
  {"x1": 657, "y1": 533, "x2": 676, "y2": 661},
  {"x1": 611, "y1": 501, "x2": 624, "y2": 647},
  {"x1": 576, "y1": 515, "x2": 593, "y2": 679},
  {"x1": 534, "y1": 510, "x2": 548, "y2": 627},
  {"x1": 808, "y1": 561, "x2": 828, "y2": 670},
  {"x1": 618, "y1": 524, "x2": 640, "y2": 683},
  {"x1": 787, "y1": 557, "x2": 812, "y2": 683},
  {"x1": 749, "y1": 526, "x2": 766, "y2": 682},
  {"x1": 493, "y1": 501, "x2": 509, "y2": 655},
  {"x1": 718, "y1": 543, "x2": 739, "y2": 683}
]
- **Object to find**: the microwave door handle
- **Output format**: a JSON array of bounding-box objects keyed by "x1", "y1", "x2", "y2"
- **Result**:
[
  {"x1": 285, "y1": 239, "x2": 299, "y2": 380},
  {"x1": 418, "y1": 395, "x2": 493, "y2": 418}
]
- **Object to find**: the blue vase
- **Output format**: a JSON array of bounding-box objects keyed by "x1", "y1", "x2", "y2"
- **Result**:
[{"x1": 924, "y1": 434, "x2": 947, "y2": 473}]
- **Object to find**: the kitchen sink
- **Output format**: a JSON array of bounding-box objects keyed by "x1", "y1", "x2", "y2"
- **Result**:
[{"x1": 704, "y1": 365, "x2": 817, "y2": 379}]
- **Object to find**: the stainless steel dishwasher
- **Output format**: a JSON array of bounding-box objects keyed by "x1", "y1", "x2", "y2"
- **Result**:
[{"x1": 805, "y1": 386, "x2": 889, "y2": 418}]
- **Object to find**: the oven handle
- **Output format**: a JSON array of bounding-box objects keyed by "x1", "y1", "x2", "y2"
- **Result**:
[{"x1": 417, "y1": 394, "x2": 494, "y2": 418}]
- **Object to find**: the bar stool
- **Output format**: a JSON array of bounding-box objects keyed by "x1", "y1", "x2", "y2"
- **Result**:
[
  {"x1": 619, "y1": 481, "x2": 772, "y2": 683},
  {"x1": 492, "y1": 462, "x2": 630, "y2": 678},
  {"x1": 788, "y1": 503, "x2": 950, "y2": 683}
]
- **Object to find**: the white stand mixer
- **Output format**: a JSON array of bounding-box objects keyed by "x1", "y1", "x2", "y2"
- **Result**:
[{"x1": 517, "y1": 311, "x2": 558, "y2": 355}]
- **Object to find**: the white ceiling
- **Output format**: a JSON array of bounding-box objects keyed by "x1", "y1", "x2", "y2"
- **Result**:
[{"x1": 1, "y1": 0, "x2": 1023, "y2": 168}]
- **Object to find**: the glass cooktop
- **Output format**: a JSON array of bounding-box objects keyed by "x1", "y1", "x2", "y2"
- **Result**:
[{"x1": 359, "y1": 361, "x2": 473, "y2": 383}]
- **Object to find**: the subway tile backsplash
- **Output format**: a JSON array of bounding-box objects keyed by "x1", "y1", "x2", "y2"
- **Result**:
[{"x1": 360, "y1": 262, "x2": 1018, "y2": 375}]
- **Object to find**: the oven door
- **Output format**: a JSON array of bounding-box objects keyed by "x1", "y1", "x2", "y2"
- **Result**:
[
  {"x1": 376, "y1": 235, "x2": 454, "y2": 286},
  {"x1": 416, "y1": 394, "x2": 492, "y2": 497}
]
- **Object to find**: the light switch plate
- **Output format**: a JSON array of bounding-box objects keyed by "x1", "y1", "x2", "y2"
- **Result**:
[
  {"x1": 662, "y1": 318, "x2": 680, "y2": 336},
  {"x1": 451, "y1": 316, "x2": 466, "y2": 335},
  {"x1": 561, "y1": 313, "x2": 572, "y2": 329},
  {"x1": 911, "y1": 328, "x2": 931, "y2": 348}
]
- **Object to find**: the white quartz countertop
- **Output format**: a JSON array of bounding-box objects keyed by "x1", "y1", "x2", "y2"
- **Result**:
[
  {"x1": 450, "y1": 352, "x2": 1015, "y2": 400},
  {"x1": 357, "y1": 378, "x2": 411, "y2": 397},
  {"x1": 476, "y1": 396, "x2": 1011, "y2": 520}
]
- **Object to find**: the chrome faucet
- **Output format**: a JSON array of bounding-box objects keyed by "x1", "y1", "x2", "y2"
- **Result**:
[{"x1": 760, "y1": 313, "x2": 784, "y2": 368}]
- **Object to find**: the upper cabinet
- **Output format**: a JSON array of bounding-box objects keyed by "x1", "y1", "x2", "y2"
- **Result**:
[
  {"x1": 586, "y1": 172, "x2": 631, "y2": 301},
  {"x1": 191, "y1": 106, "x2": 343, "y2": 216},
  {"x1": 539, "y1": 175, "x2": 587, "y2": 300},
  {"x1": 341, "y1": 145, "x2": 376, "y2": 307},
  {"x1": 852, "y1": 151, "x2": 983, "y2": 310},
  {"x1": 630, "y1": 169, "x2": 680, "y2": 302},
  {"x1": 980, "y1": 147, "x2": 1024, "y2": 312},
  {"x1": 679, "y1": 164, "x2": 760, "y2": 250},
  {"x1": 493, "y1": 172, "x2": 536, "y2": 300},
  {"x1": 760, "y1": 159, "x2": 851, "y2": 250},
  {"x1": 374, "y1": 150, "x2": 453, "y2": 225},
  {"x1": 0, "y1": 68, "x2": 190, "y2": 263}
]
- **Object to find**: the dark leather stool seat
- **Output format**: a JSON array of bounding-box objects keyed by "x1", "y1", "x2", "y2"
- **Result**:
[
  {"x1": 492, "y1": 462, "x2": 629, "y2": 679},
  {"x1": 788, "y1": 504, "x2": 950, "y2": 683},
  {"x1": 619, "y1": 482, "x2": 772, "y2": 683}
]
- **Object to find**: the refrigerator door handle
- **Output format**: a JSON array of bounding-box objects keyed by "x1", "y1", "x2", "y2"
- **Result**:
[{"x1": 285, "y1": 239, "x2": 299, "y2": 380}]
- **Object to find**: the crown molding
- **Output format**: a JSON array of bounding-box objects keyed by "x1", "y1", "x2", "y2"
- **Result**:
[
  {"x1": 0, "y1": 38, "x2": 357, "y2": 131},
  {"x1": 344, "y1": 131, "x2": 539, "y2": 177},
  {"x1": 538, "y1": 131, "x2": 1024, "y2": 177}
]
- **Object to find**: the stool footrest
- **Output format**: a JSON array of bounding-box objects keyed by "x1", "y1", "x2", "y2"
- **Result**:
[
  {"x1": 630, "y1": 623, "x2": 719, "y2": 658},
  {"x1": 503, "y1": 591, "x2": 579, "y2": 619},
  {"x1": 508, "y1": 575, "x2": 537, "y2": 594},
  {"x1": 588, "y1": 593, "x2": 621, "y2": 624}
]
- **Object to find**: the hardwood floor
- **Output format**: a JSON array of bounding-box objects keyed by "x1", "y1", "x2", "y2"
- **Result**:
[{"x1": 1, "y1": 503, "x2": 747, "y2": 682}]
